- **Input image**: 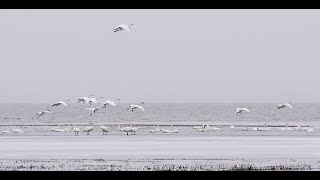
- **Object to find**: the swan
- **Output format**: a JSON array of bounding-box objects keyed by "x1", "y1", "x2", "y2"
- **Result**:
[
  {"x1": 258, "y1": 124, "x2": 270, "y2": 131},
  {"x1": 211, "y1": 125, "x2": 222, "y2": 131},
  {"x1": 77, "y1": 95, "x2": 93, "y2": 104},
  {"x1": 50, "y1": 125, "x2": 65, "y2": 132},
  {"x1": 193, "y1": 125, "x2": 205, "y2": 129},
  {"x1": 280, "y1": 124, "x2": 293, "y2": 131},
  {"x1": 307, "y1": 127, "x2": 315, "y2": 133},
  {"x1": 88, "y1": 97, "x2": 104, "y2": 105},
  {"x1": 196, "y1": 125, "x2": 210, "y2": 132},
  {"x1": 85, "y1": 106, "x2": 104, "y2": 116},
  {"x1": 113, "y1": 24, "x2": 134, "y2": 32},
  {"x1": 118, "y1": 125, "x2": 136, "y2": 135},
  {"x1": 230, "y1": 126, "x2": 235, "y2": 129},
  {"x1": 1, "y1": 130, "x2": 12, "y2": 134},
  {"x1": 295, "y1": 125, "x2": 303, "y2": 131},
  {"x1": 82, "y1": 123, "x2": 94, "y2": 135},
  {"x1": 52, "y1": 99, "x2": 70, "y2": 107},
  {"x1": 150, "y1": 129, "x2": 156, "y2": 133},
  {"x1": 127, "y1": 102, "x2": 145, "y2": 112},
  {"x1": 154, "y1": 124, "x2": 161, "y2": 132},
  {"x1": 36, "y1": 110, "x2": 52, "y2": 118},
  {"x1": 13, "y1": 127, "x2": 26, "y2": 133},
  {"x1": 101, "y1": 125, "x2": 111, "y2": 135},
  {"x1": 242, "y1": 126, "x2": 249, "y2": 131},
  {"x1": 277, "y1": 102, "x2": 293, "y2": 110},
  {"x1": 235, "y1": 107, "x2": 251, "y2": 115},
  {"x1": 102, "y1": 99, "x2": 120, "y2": 108},
  {"x1": 72, "y1": 126, "x2": 80, "y2": 136},
  {"x1": 160, "y1": 126, "x2": 179, "y2": 133}
]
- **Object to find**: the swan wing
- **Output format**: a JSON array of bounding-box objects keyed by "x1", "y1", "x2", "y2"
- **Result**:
[
  {"x1": 104, "y1": 100, "x2": 116, "y2": 106},
  {"x1": 119, "y1": 24, "x2": 130, "y2": 32},
  {"x1": 286, "y1": 103, "x2": 293, "y2": 108},
  {"x1": 89, "y1": 98, "x2": 98, "y2": 103}
]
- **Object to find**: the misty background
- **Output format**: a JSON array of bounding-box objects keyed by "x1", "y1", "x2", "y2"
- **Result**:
[{"x1": 0, "y1": 9, "x2": 320, "y2": 104}]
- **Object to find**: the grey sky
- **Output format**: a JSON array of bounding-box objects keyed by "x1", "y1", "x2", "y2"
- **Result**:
[{"x1": 1, "y1": 9, "x2": 320, "y2": 103}]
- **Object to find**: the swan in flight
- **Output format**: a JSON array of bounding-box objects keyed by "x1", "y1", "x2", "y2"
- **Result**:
[
  {"x1": 127, "y1": 102, "x2": 145, "y2": 112},
  {"x1": 52, "y1": 99, "x2": 71, "y2": 107},
  {"x1": 280, "y1": 124, "x2": 293, "y2": 131},
  {"x1": 77, "y1": 95, "x2": 93, "y2": 104},
  {"x1": 277, "y1": 102, "x2": 293, "y2": 110},
  {"x1": 102, "y1": 99, "x2": 120, "y2": 108},
  {"x1": 36, "y1": 110, "x2": 52, "y2": 119},
  {"x1": 235, "y1": 107, "x2": 251, "y2": 115},
  {"x1": 82, "y1": 123, "x2": 94, "y2": 135},
  {"x1": 113, "y1": 24, "x2": 134, "y2": 32},
  {"x1": 88, "y1": 97, "x2": 104, "y2": 105},
  {"x1": 85, "y1": 106, "x2": 104, "y2": 116},
  {"x1": 100, "y1": 125, "x2": 111, "y2": 135}
]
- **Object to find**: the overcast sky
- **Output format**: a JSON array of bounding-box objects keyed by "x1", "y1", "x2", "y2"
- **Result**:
[{"x1": 0, "y1": 9, "x2": 320, "y2": 103}]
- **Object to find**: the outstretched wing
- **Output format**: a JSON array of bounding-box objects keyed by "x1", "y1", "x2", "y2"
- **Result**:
[
  {"x1": 118, "y1": 24, "x2": 130, "y2": 32},
  {"x1": 104, "y1": 100, "x2": 116, "y2": 106},
  {"x1": 243, "y1": 108, "x2": 250, "y2": 112},
  {"x1": 137, "y1": 105, "x2": 145, "y2": 111},
  {"x1": 286, "y1": 103, "x2": 293, "y2": 109},
  {"x1": 89, "y1": 98, "x2": 98, "y2": 103},
  {"x1": 60, "y1": 101, "x2": 67, "y2": 107}
]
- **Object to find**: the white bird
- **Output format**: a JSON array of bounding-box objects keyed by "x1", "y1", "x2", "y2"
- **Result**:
[
  {"x1": 118, "y1": 125, "x2": 138, "y2": 135},
  {"x1": 280, "y1": 124, "x2": 293, "y2": 131},
  {"x1": 101, "y1": 125, "x2": 111, "y2": 135},
  {"x1": 235, "y1": 107, "x2": 251, "y2": 115},
  {"x1": 36, "y1": 110, "x2": 52, "y2": 119},
  {"x1": 154, "y1": 124, "x2": 161, "y2": 132},
  {"x1": 88, "y1": 97, "x2": 104, "y2": 105},
  {"x1": 242, "y1": 126, "x2": 249, "y2": 131},
  {"x1": 85, "y1": 106, "x2": 104, "y2": 116},
  {"x1": 13, "y1": 127, "x2": 26, "y2": 134},
  {"x1": 193, "y1": 125, "x2": 205, "y2": 129},
  {"x1": 82, "y1": 123, "x2": 94, "y2": 135},
  {"x1": 196, "y1": 125, "x2": 210, "y2": 132},
  {"x1": 258, "y1": 124, "x2": 270, "y2": 131},
  {"x1": 1, "y1": 130, "x2": 12, "y2": 134},
  {"x1": 52, "y1": 99, "x2": 70, "y2": 107},
  {"x1": 113, "y1": 24, "x2": 134, "y2": 32},
  {"x1": 230, "y1": 126, "x2": 235, "y2": 129},
  {"x1": 102, "y1": 99, "x2": 120, "y2": 109},
  {"x1": 127, "y1": 102, "x2": 145, "y2": 112},
  {"x1": 50, "y1": 125, "x2": 65, "y2": 132},
  {"x1": 72, "y1": 126, "x2": 80, "y2": 136},
  {"x1": 211, "y1": 125, "x2": 222, "y2": 131},
  {"x1": 77, "y1": 95, "x2": 93, "y2": 104},
  {"x1": 277, "y1": 102, "x2": 293, "y2": 110},
  {"x1": 307, "y1": 127, "x2": 315, "y2": 133}
]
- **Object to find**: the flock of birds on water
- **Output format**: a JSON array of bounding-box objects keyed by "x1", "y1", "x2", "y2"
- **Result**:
[{"x1": 0, "y1": 24, "x2": 316, "y2": 136}]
